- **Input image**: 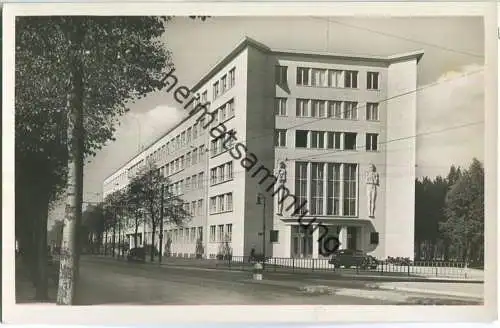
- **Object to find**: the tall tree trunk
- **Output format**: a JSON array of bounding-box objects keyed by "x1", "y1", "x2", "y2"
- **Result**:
[
  {"x1": 151, "y1": 223, "x2": 156, "y2": 262},
  {"x1": 104, "y1": 230, "x2": 108, "y2": 255},
  {"x1": 35, "y1": 191, "x2": 50, "y2": 300},
  {"x1": 112, "y1": 216, "x2": 116, "y2": 258},
  {"x1": 56, "y1": 21, "x2": 85, "y2": 305},
  {"x1": 134, "y1": 216, "x2": 139, "y2": 249}
]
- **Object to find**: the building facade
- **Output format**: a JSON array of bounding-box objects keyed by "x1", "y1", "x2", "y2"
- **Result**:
[{"x1": 103, "y1": 37, "x2": 423, "y2": 260}]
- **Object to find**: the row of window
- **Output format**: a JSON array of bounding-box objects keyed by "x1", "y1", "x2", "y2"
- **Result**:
[
  {"x1": 212, "y1": 98, "x2": 236, "y2": 126},
  {"x1": 159, "y1": 145, "x2": 206, "y2": 177},
  {"x1": 209, "y1": 192, "x2": 234, "y2": 214},
  {"x1": 210, "y1": 130, "x2": 236, "y2": 157},
  {"x1": 170, "y1": 226, "x2": 204, "y2": 243},
  {"x1": 182, "y1": 199, "x2": 204, "y2": 217},
  {"x1": 295, "y1": 162, "x2": 358, "y2": 217},
  {"x1": 275, "y1": 98, "x2": 379, "y2": 121},
  {"x1": 167, "y1": 172, "x2": 205, "y2": 196},
  {"x1": 209, "y1": 223, "x2": 233, "y2": 242},
  {"x1": 276, "y1": 66, "x2": 380, "y2": 90},
  {"x1": 210, "y1": 161, "x2": 234, "y2": 186},
  {"x1": 275, "y1": 129, "x2": 379, "y2": 151},
  {"x1": 213, "y1": 67, "x2": 236, "y2": 100}
]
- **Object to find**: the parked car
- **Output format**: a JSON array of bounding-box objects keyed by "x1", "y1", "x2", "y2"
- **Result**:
[
  {"x1": 329, "y1": 249, "x2": 378, "y2": 270},
  {"x1": 127, "y1": 247, "x2": 146, "y2": 262}
]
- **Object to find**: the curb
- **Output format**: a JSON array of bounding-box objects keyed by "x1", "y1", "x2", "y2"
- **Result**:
[{"x1": 372, "y1": 285, "x2": 483, "y2": 300}]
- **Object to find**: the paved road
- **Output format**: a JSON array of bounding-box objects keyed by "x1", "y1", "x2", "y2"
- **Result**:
[{"x1": 75, "y1": 256, "x2": 399, "y2": 305}]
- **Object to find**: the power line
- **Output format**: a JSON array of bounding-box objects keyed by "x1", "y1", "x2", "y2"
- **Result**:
[
  {"x1": 309, "y1": 16, "x2": 484, "y2": 59},
  {"x1": 99, "y1": 119, "x2": 481, "y2": 195}
]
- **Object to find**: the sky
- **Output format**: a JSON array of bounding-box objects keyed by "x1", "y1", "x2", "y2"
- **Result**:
[{"x1": 49, "y1": 16, "x2": 485, "y2": 225}]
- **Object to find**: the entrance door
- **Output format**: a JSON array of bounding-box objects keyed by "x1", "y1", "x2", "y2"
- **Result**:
[
  {"x1": 347, "y1": 227, "x2": 358, "y2": 250},
  {"x1": 290, "y1": 226, "x2": 313, "y2": 258}
]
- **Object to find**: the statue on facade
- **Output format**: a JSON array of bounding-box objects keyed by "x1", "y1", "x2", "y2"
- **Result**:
[
  {"x1": 365, "y1": 164, "x2": 379, "y2": 218},
  {"x1": 276, "y1": 161, "x2": 287, "y2": 216}
]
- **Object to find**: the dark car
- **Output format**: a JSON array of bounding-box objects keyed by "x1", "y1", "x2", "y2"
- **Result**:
[
  {"x1": 329, "y1": 249, "x2": 378, "y2": 270},
  {"x1": 127, "y1": 247, "x2": 146, "y2": 262}
]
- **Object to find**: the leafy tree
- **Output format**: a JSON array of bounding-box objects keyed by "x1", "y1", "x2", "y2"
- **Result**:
[
  {"x1": 126, "y1": 175, "x2": 146, "y2": 248},
  {"x1": 16, "y1": 16, "x2": 174, "y2": 301},
  {"x1": 440, "y1": 158, "x2": 484, "y2": 264},
  {"x1": 130, "y1": 161, "x2": 191, "y2": 261}
]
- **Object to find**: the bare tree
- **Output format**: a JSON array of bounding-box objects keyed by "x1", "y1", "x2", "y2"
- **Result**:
[{"x1": 130, "y1": 161, "x2": 190, "y2": 261}]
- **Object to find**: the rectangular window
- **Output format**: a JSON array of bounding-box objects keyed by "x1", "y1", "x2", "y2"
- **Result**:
[
  {"x1": 185, "y1": 177, "x2": 191, "y2": 191},
  {"x1": 344, "y1": 102, "x2": 358, "y2": 120},
  {"x1": 226, "y1": 162, "x2": 233, "y2": 180},
  {"x1": 198, "y1": 199, "x2": 203, "y2": 214},
  {"x1": 297, "y1": 67, "x2": 310, "y2": 86},
  {"x1": 366, "y1": 103, "x2": 379, "y2": 121},
  {"x1": 311, "y1": 69, "x2": 327, "y2": 87},
  {"x1": 229, "y1": 68, "x2": 236, "y2": 88},
  {"x1": 226, "y1": 193, "x2": 233, "y2": 211},
  {"x1": 275, "y1": 129, "x2": 287, "y2": 147},
  {"x1": 327, "y1": 163, "x2": 341, "y2": 215},
  {"x1": 221, "y1": 75, "x2": 227, "y2": 93},
  {"x1": 275, "y1": 66, "x2": 288, "y2": 85},
  {"x1": 274, "y1": 98, "x2": 287, "y2": 116},
  {"x1": 210, "y1": 225, "x2": 216, "y2": 242},
  {"x1": 295, "y1": 130, "x2": 308, "y2": 148},
  {"x1": 327, "y1": 101, "x2": 342, "y2": 119},
  {"x1": 344, "y1": 133, "x2": 357, "y2": 150},
  {"x1": 210, "y1": 168, "x2": 217, "y2": 185},
  {"x1": 197, "y1": 227, "x2": 203, "y2": 241},
  {"x1": 198, "y1": 172, "x2": 204, "y2": 188},
  {"x1": 296, "y1": 99, "x2": 309, "y2": 117},
  {"x1": 219, "y1": 104, "x2": 227, "y2": 122},
  {"x1": 213, "y1": 81, "x2": 219, "y2": 99},
  {"x1": 191, "y1": 227, "x2": 196, "y2": 242},
  {"x1": 218, "y1": 195, "x2": 225, "y2": 212},
  {"x1": 310, "y1": 131, "x2": 324, "y2": 149},
  {"x1": 227, "y1": 99, "x2": 235, "y2": 118},
  {"x1": 210, "y1": 197, "x2": 217, "y2": 214},
  {"x1": 202, "y1": 91, "x2": 208, "y2": 103},
  {"x1": 294, "y1": 162, "x2": 308, "y2": 215},
  {"x1": 366, "y1": 133, "x2": 378, "y2": 151},
  {"x1": 226, "y1": 224, "x2": 232, "y2": 242},
  {"x1": 310, "y1": 163, "x2": 324, "y2": 215},
  {"x1": 328, "y1": 70, "x2": 343, "y2": 88},
  {"x1": 187, "y1": 128, "x2": 192, "y2": 143},
  {"x1": 327, "y1": 132, "x2": 342, "y2": 150},
  {"x1": 311, "y1": 100, "x2": 325, "y2": 118},
  {"x1": 217, "y1": 225, "x2": 224, "y2": 242},
  {"x1": 344, "y1": 70, "x2": 358, "y2": 88},
  {"x1": 343, "y1": 164, "x2": 358, "y2": 216},
  {"x1": 367, "y1": 72, "x2": 379, "y2": 90}
]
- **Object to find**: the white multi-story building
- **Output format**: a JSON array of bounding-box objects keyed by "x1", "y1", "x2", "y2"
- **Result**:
[{"x1": 103, "y1": 37, "x2": 423, "y2": 260}]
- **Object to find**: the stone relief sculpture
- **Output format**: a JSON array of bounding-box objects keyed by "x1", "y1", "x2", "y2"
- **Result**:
[
  {"x1": 365, "y1": 164, "x2": 379, "y2": 218},
  {"x1": 276, "y1": 161, "x2": 287, "y2": 216}
]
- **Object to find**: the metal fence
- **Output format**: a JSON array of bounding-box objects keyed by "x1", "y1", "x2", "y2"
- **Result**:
[{"x1": 215, "y1": 256, "x2": 482, "y2": 280}]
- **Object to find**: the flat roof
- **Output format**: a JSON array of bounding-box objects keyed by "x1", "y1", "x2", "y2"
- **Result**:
[{"x1": 104, "y1": 37, "x2": 424, "y2": 183}]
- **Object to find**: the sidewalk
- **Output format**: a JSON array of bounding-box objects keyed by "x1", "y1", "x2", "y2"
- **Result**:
[
  {"x1": 90, "y1": 255, "x2": 484, "y2": 283},
  {"x1": 369, "y1": 281, "x2": 484, "y2": 300}
]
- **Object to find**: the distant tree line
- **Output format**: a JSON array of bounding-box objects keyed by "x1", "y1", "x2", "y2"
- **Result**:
[{"x1": 414, "y1": 158, "x2": 484, "y2": 266}]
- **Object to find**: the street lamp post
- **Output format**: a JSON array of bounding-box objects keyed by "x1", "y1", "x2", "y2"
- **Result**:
[
  {"x1": 256, "y1": 193, "x2": 266, "y2": 262},
  {"x1": 159, "y1": 184, "x2": 165, "y2": 264}
]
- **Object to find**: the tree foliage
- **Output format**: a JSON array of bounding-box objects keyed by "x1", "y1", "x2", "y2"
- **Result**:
[
  {"x1": 15, "y1": 16, "x2": 174, "y2": 299},
  {"x1": 414, "y1": 159, "x2": 484, "y2": 265},
  {"x1": 440, "y1": 158, "x2": 484, "y2": 264},
  {"x1": 129, "y1": 161, "x2": 191, "y2": 260}
]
